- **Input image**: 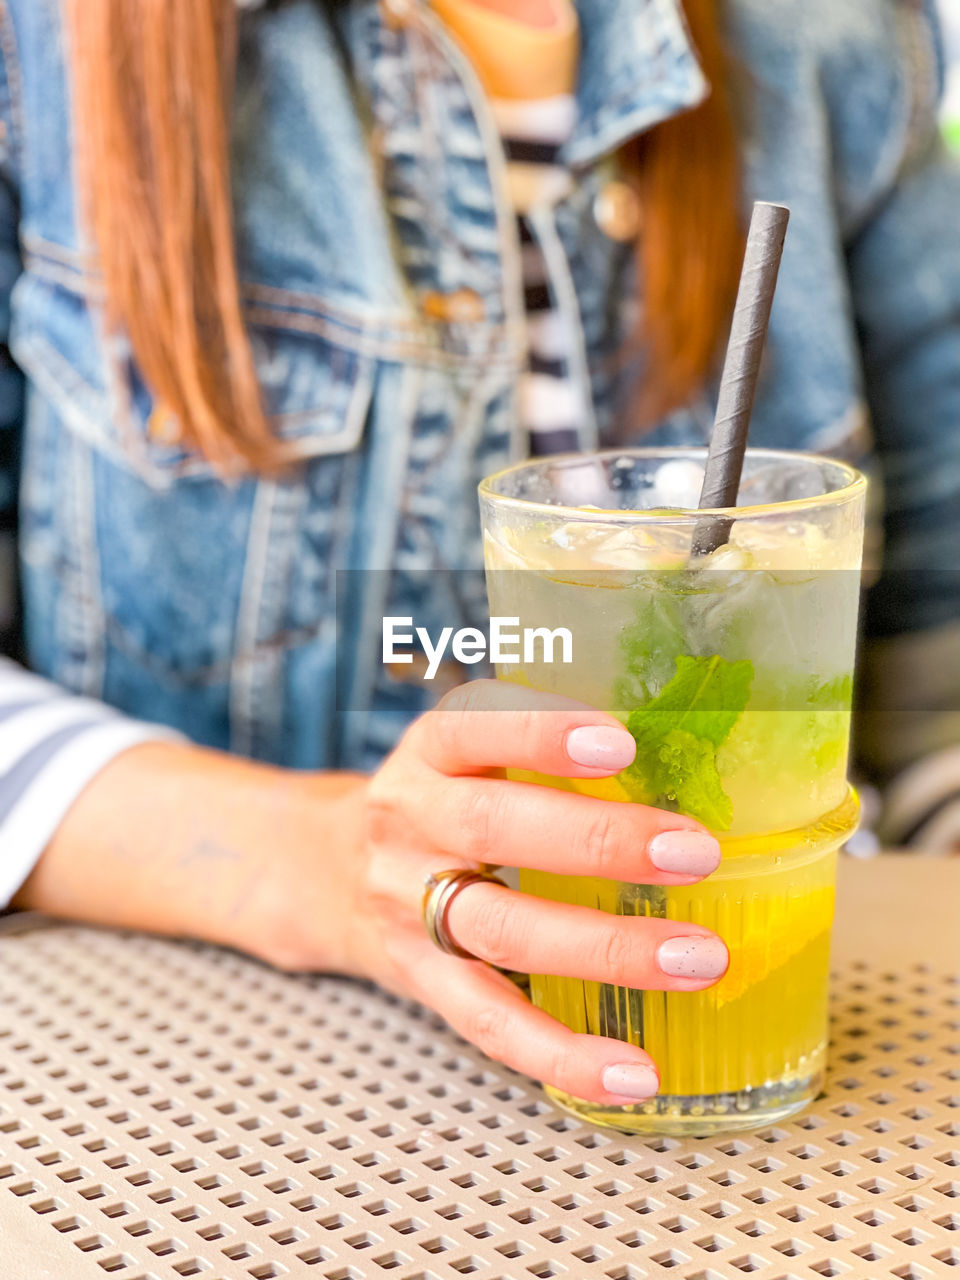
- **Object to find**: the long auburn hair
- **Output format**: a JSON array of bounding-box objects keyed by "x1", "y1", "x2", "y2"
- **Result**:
[{"x1": 66, "y1": 0, "x2": 742, "y2": 469}]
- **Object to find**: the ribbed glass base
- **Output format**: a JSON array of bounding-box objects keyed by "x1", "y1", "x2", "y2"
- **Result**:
[
  {"x1": 546, "y1": 1071, "x2": 823, "y2": 1137},
  {"x1": 520, "y1": 794, "x2": 859, "y2": 1137}
]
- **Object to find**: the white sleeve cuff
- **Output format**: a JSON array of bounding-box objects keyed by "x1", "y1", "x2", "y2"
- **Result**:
[{"x1": 0, "y1": 718, "x2": 186, "y2": 908}]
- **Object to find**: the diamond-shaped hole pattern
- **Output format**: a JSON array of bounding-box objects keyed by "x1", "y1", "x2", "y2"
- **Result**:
[{"x1": 0, "y1": 928, "x2": 958, "y2": 1279}]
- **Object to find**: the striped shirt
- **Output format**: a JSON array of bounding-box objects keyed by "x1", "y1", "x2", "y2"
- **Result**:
[
  {"x1": 0, "y1": 661, "x2": 180, "y2": 905},
  {"x1": 432, "y1": 0, "x2": 583, "y2": 456},
  {"x1": 500, "y1": 99, "x2": 581, "y2": 456}
]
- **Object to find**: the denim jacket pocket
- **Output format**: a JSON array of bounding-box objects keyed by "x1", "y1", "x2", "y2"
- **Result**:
[
  {"x1": 9, "y1": 264, "x2": 375, "y2": 485},
  {"x1": 14, "y1": 260, "x2": 375, "y2": 743}
]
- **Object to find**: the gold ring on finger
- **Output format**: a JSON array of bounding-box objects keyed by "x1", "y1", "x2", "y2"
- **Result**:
[{"x1": 421, "y1": 867, "x2": 507, "y2": 959}]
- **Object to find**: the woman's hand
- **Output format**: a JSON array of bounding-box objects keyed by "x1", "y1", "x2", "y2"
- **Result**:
[
  {"x1": 302, "y1": 680, "x2": 728, "y2": 1107},
  {"x1": 17, "y1": 681, "x2": 727, "y2": 1108}
]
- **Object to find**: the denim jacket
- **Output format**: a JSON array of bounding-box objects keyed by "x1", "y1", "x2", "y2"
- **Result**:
[{"x1": 0, "y1": 0, "x2": 957, "y2": 772}]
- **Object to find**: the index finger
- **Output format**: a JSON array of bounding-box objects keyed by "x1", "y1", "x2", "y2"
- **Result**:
[{"x1": 413, "y1": 679, "x2": 638, "y2": 778}]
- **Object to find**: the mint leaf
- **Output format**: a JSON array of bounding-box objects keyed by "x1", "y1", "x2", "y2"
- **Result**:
[
  {"x1": 629, "y1": 654, "x2": 754, "y2": 747},
  {"x1": 807, "y1": 673, "x2": 852, "y2": 710},
  {"x1": 614, "y1": 585, "x2": 688, "y2": 711},
  {"x1": 657, "y1": 729, "x2": 736, "y2": 830},
  {"x1": 621, "y1": 654, "x2": 754, "y2": 829}
]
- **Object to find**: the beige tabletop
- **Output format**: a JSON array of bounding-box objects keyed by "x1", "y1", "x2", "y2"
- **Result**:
[
  {"x1": 833, "y1": 854, "x2": 960, "y2": 968},
  {"x1": 0, "y1": 855, "x2": 958, "y2": 1280}
]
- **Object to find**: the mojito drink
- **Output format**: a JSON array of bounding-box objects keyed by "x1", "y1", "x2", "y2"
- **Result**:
[{"x1": 480, "y1": 449, "x2": 866, "y2": 1135}]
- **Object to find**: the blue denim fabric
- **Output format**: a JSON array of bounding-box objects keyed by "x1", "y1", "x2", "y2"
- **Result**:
[{"x1": 0, "y1": 0, "x2": 957, "y2": 770}]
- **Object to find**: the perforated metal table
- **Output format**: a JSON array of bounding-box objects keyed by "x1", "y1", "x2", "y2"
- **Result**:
[{"x1": 0, "y1": 855, "x2": 957, "y2": 1280}]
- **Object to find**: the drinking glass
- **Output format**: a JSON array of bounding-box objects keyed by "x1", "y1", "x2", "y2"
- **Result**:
[{"x1": 479, "y1": 448, "x2": 866, "y2": 1135}]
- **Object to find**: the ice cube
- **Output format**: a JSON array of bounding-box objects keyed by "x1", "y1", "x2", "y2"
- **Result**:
[
  {"x1": 701, "y1": 542, "x2": 753, "y2": 571},
  {"x1": 729, "y1": 521, "x2": 843, "y2": 573},
  {"x1": 482, "y1": 528, "x2": 530, "y2": 569},
  {"x1": 587, "y1": 524, "x2": 690, "y2": 570}
]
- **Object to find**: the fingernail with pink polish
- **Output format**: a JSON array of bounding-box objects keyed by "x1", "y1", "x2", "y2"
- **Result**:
[
  {"x1": 601, "y1": 1063, "x2": 659, "y2": 1100},
  {"x1": 565, "y1": 725, "x2": 636, "y2": 771},
  {"x1": 657, "y1": 935, "x2": 729, "y2": 980},
  {"x1": 648, "y1": 830, "x2": 722, "y2": 877}
]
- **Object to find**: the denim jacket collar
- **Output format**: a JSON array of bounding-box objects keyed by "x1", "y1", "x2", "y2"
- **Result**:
[
  {"x1": 342, "y1": 0, "x2": 710, "y2": 167},
  {"x1": 566, "y1": 0, "x2": 709, "y2": 166},
  {"x1": 241, "y1": 0, "x2": 708, "y2": 165}
]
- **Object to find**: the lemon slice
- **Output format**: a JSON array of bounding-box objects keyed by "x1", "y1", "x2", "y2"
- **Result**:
[{"x1": 713, "y1": 884, "x2": 835, "y2": 1004}]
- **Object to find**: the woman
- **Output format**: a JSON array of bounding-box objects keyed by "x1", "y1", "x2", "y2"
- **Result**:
[{"x1": 0, "y1": 0, "x2": 957, "y2": 1106}]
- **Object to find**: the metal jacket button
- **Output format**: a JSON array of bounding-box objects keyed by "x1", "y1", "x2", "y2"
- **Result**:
[
  {"x1": 148, "y1": 404, "x2": 181, "y2": 444},
  {"x1": 594, "y1": 180, "x2": 643, "y2": 242},
  {"x1": 421, "y1": 287, "x2": 485, "y2": 324},
  {"x1": 381, "y1": 0, "x2": 413, "y2": 28}
]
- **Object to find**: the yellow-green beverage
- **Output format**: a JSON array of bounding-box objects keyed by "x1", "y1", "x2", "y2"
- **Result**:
[{"x1": 479, "y1": 449, "x2": 866, "y2": 1135}]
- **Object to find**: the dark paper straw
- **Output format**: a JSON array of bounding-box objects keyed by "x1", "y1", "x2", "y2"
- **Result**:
[{"x1": 691, "y1": 201, "x2": 790, "y2": 557}]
